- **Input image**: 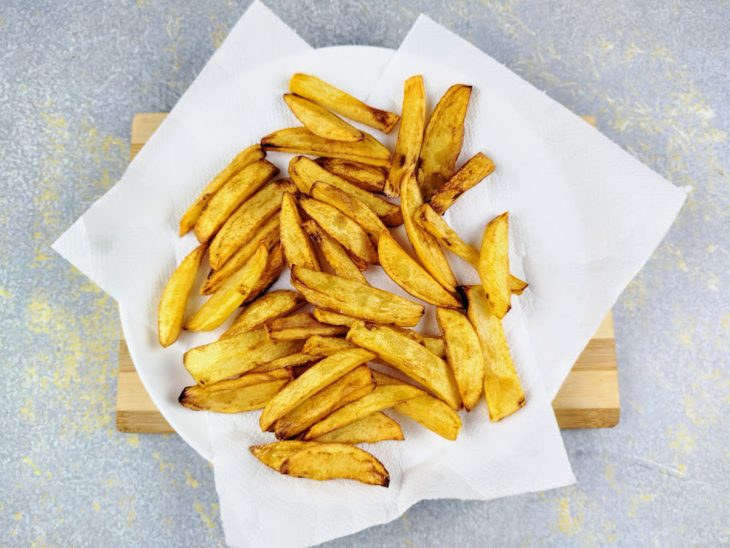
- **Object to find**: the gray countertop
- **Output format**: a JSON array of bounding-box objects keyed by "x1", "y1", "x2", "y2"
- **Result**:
[{"x1": 1, "y1": 1, "x2": 728, "y2": 546}]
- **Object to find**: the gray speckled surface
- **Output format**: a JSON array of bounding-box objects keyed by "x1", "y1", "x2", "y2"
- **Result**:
[{"x1": 1, "y1": 1, "x2": 728, "y2": 546}]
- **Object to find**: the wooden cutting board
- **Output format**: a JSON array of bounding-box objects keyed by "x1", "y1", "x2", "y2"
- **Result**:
[{"x1": 116, "y1": 113, "x2": 620, "y2": 433}]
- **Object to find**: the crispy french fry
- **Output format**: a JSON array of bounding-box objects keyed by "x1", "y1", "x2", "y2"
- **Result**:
[
  {"x1": 259, "y1": 348, "x2": 375, "y2": 431},
  {"x1": 378, "y1": 234, "x2": 461, "y2": 308},
  {"x1": 158, "y1": 244, "x2": 206, "y2": 347},
  {"x1": 273, "y1": 365, "x2": 374, "y2": 439},
  {"x1": 251, "y1": 352, "x2": 319, "y2": 373},
  {"x1": 464, "y1": 286, "x2": 525, "y2": 421},
  {"x1": 221, "y1": 290, "x2": 305, "y2": 340},
  {"x1": 392, "y1": 328, "x2": 446, "y2": 358},
  {"x1": 242, "y1": 243, "x2": 285, "y2": 305},
  {"x1": 301, "y1": 335, "x2": 355, "y2": 357},
  {"x1": 289, "y1": 156, "x2": 401, "y2": 226},
  {"x1": 479, "y1": 212, "x2": 511, "y2": 318},
  {"x1": 417, "y1": 85, "x2": 471, "y2": 200},
  {"x1": 185, "y1": 245, "x2": 269, "y2": 332},
  {"x1": 280, "y1": 193, "x2": 320, "y2": 271},
  {"x1": 428, "y1": 152, "x2": 495, "y2": 214},
  {"x1": 179, "y1": 145, "x2": 265, "y2": 235},
  {"x1": 436, "y1": 307, "x2": 484, "y2": 411},
  {"x1": 310, "y1": 182, "x2": 388, "y2": 244},
  {"x1": 265, "y1": 312, "x2": 348, "y2": 341},
  {"x1": 314, "y1": 412, "x2": 404, "y2": 444},
  {"x1": 312, "y1": 308, "x2": 358, "y2": 327},
  {"x1": 194, "y1": 159, "x2": 278, "y2": 242},
  {"x1": 249, "y1": 440, "x2": 310, "y2": 470},
  {"x1": 261, "y1": 127, "x2": 390, "y2": 167},
  {"x1": 178, "y1": 370, "x2": 291, "y2": 413},
  {"x1": 289, "y1": 73, "x2": 399, "y2": 133},
  {"x1": 347, "y1": 321, "x2": 462, "y2": 409},
  {"x1": 315, "y1": 158, "x2": 386, "y2": 193},
  {"x1": 284, "y1": 93, "x2": 363, "y2": 142},
  {"x1": 291, "y1": 266, "x2": 424, "y2": 327},
  {"x1": 302, "y1": 220, "x2": 367, "y2": 283}
]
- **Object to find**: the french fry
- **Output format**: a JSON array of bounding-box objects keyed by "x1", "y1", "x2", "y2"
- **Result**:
[
  {"x1": 265, "y1": 312, "x2": 348, "y2": 341},
  {"x1": 310, "y1": 182, "x2": 388, "y2": 244},
  {"x1": 283, "y1": 93, "x2": 363, "y2": 142},
  {"x1": 178, "y1": 369, "x2": 292, "y2": 413},
  {"x1": 393, "y1": 328, "x2": 446, "y2": 358},
  {"x1": 384, "y1": 75, "x2": 426, "y2": 197},
  {"x1": 313, "y1": 412, "x2": 404, "y2": 444},
  {"x1": 280, "y1": 193, "x2": 320, "y2": 271},
  {"x1": 417, "y1": 85, "x2": 471, "y2": 200},
  {"x1": 259, "y1": 348, "x2": 375, "y2": 431},
  {"x1": 428, "y1": 152, "x2": 495, "y2": 215},
  {"x1": 464, "y1": 286, "x2": 525, "y2": 421},
  {"x1": 261, "y1": 127, "x2": 390, "y2": 167},
  {"x1": 179, "y1": 145, "x2": 265, "y2": 235},
  {"x1": 302, "y1": 220, "x2": 367, "y2": 283},
  {"x1": 221, "y1": 290, "x2": 305, "y2": 339},
  {"x1": 289, "y1": 73, "x2": 399, "y2": 133},
  {"x1": 289, "y1": 156, "x2": 401, "y2": 226},
  {"x1": 436, "y1": 307, "x2": 484, "y2": 411},
  {"x1": 301, "y1": 335, "x2": 355, "y2": 357},
  {"x1": 312, "y1": 308, "x2": 357, "y2": 327},
  {"x1": 378, "y1": 234, "x2": 461, "y2": 308},
  {"x1": 158, "y1": 244, "x2": 206, "y2": 347},
  {"x1": 185, "y1": 245, "x2": 269, "y2": 332},
  {"x1": 347, "y1": 321, "x2": 462, "y2": 409},
  {"x1": 194, "y1": 159, "x2": 278, "y2": 242},
  {"x1": 315, "y1": 158, "x2": 387, "y2": 193},
  {"x1": 249, "y1": 440, "x2": 310, "y2": 470},
  {"x1": 479, "y1": 212, "x2": 511, "y2": 318},
  {"x1": 252, "y1": 352, "x2": 319, "y2": 373},
  {"x1": 291, "y1": 266, "x2": 424, "y2": 327},
  {"x1": 242, "y1": 243, "x2": 285, "y2": 305}
]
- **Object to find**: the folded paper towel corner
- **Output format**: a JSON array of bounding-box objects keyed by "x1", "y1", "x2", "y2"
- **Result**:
[{"x1": 52, "y1": 2, "x2": 686, "y2": 546}]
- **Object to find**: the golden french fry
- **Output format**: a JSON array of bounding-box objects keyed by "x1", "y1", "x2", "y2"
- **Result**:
[
  {"x1": 185, "y1": 245, "x2": 269, "y2": 332},
  {"x1": 289, "y1": 156, "x2": 402, "y2": 226},
  {"x1": 315, "y1": 158, "x2": 387, "y2": 193},
  {"x1": 265, "y1": 312, "x2": 348, "y2": 341},
  {"x1": 261, "y1": 127, "x2": 390, "y2": 167},
  {"x1": 436, "y1": 307, "x2": 484, "y2": 411},
  {"x1": 428, "y1": 152, "x2": 495, "y2": 214},
  {"x1": 417, "y1": 85, "x2": 472, "y2": 200},
  {"x1": 179, "y1": 145, "x2": 265, "y2": 235},
  {"x1": 289, "y1": 73, "x2": 399, "y2": 133},
  {"x1": 479, "y1": 212, "x2": 511, "y2": 318},
  {"x1": 280, "y1": 192, "x2": 320, "y2": 271},
  {"x1": 302, "y1": 220, "x2": 367, "y2": 283},
  {"x1": 194, "y1": 159, "x2": 278, "y2": 242},
  {"x1": 221, "y1": 290, "x2": 305, "y2": 339},
  {"x1": 249, "y1": 440, "x2": 310, "y2": 470},
  {"x1": 242, "y1": 243, "x2": 285, "y2": 305},
  {"x1": 251, "y1": 352, "x2": 319, "y2": 373},
  {"x1": 312, "y1": 308, "x2": 358, "y2": 327},
  {"x1": 347, "y1": 321, "x2": 462, "y2": 409},
  {"x1": 178, "y1": 370, "x2": 291, "y2": 413},
  {"x1": 391, "y1": 328, "x2": 446, "y2": 358},
  {"x1": 378, "y1": 234, "x2": 461, "y2": 308},
  {"x1": 283, "y1": 93, "x2": 364, "y2": 142},
  {"x1": 301, "y1": 335, "x2": 355, "y2": 356},
  {"x1": 291, "y1": 266, "x2": 424, "y2": 327},
  {"x1": 310, "y1": 182, "x2": 388, "y2": 244},
  {"x1": 273, "y1": 365, "x2": 374, "y2": 439},
  {"x1": 314, "y1": 412, "x2": 404, "y2": 444},
  {"x1": 464, "y1": 286, "x2": 525, "y2": 421},
  {"x1": 384, "y1": 75, "x2": 426, "y2": 197},
  {"x1": 158, "y1": 244, "x2": 207, "y2": 347},
  {"x1": 259, "y1": 348, "x2": 375, "y2": 431}
]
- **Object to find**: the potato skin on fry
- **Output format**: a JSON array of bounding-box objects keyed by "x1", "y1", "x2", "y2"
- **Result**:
[
  {"x1": 428, "y1": 152, "x2": 495, "y2": 215},
  {"x1": 221, "y1": 290, "x2": 305, "y2": 340},
  {"x1": 313, "y1": 412, "x2": 404, "y2": 444},
  {"x1": 179, "y1": 370, "x2": 291, "y2": 413},
  {"x1": 479, "y1": 212, "x2": 511, "y2": 319},
  {"x1": 302, "y1": 220, "x2": 367, "y2": 283},
  {"x1": 265, "y1": 312, "x2": 348, "y2": 341},
  {"x1": 315, "y1": 158, "x2": 387, "y2": 193},
  {"x1": 284, "y1": 93, "x2": 364, "y2": 142},
  {"x1": 301, "y1": 335, "x2": 354, "y2": 357}
]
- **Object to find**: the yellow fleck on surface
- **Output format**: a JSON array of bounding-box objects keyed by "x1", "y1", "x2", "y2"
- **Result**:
[
  {"x1": 153, "y1": 452, "x2": 175, "y2": 473},
  {"x1": 555, "y1": 497, "x2": 583, "y2": 535},
  {"x1": 19, "y1": 398, "x2": 35, "y2": 422},
  {"x1": 14, "y1": 512, "x2": 22, "y2": 521},
  {"x1": 0, "y1": 287, "x2": 12, "y2": 298},
  {"x1": 126, "y1": 435, "x2": 140, "y2": 448},
  {"x1": 185, "y1": 470, "x2": 200, "y2": 489},
  {"x1": 194, "y1": 501, "x2": 218, "y2": 530},
  {"x1": 92, "y1": 501, "x2": 101, "y2": 513},
  {"x1": 668, "y1": 424, "x2": 695, "y2": 453},
  {"x1": 628, "y1": 493, "x2": 656, "y2": 517}
]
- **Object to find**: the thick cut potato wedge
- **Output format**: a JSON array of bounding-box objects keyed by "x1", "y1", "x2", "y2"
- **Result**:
[
  {"x1": 178, "y1": 370, "x2": 291, "y2": 413},
  {"x1": 265, "y1": 312, "x2": 348, "y2": 340},
  {"x1": 280, "y1": 193, "x2": 320, "y2": 271},
  {"x1": 310, "y1": 182, "x2": 388, "y2": 244},
  {"x1": 284, "y1": 93, "x2": 363, "y2": 142},
  {"x1": 428, "y1": 152, "x2": 495, "y2": 214},
  {"x1": 291, "y1": 266, "x2": 424, "y2": 327},
  {"x1": 312, "y1": 308, "x2": 358, "y2": 327},
  {"x1": 252, "y1": 352, "x2": 319, "y2": 373},
  {"x1": 259, "y1": 348, "x2": 375, "y2": 431},
  {"x1": 302, "y1": 220, "x2": 368, "y2": 283},
  {"x1": 302, "y1": 335, "x2": 354, "y2": 357},
  {"x1": 289, "y1": 73, "x2": 399, "y2": 133},
  {"x1": 314, "y1": 412, "x2": 404, "y2": 444},
  {"x1": 249, "y1": 440, "x2": 310, "y2": 470},
  {"x1": 417, "y1": 85, "x2": 472, "y2": 200},
  {"x1": 378, "y1": 234, "x2": 461, "y2": 308},
  {"x1": 261, "y1": 127, "x2": 390, "y2": 167},
  {"x1": 194, "y1": 159, "x2": 278, "y2": 242},
  {"x1": 242, "y1": 243, "x2": 285, "y2": 305},
  {"x1": 158, "y1": 243, "x2": 206, "y2": 347},
  {"x1": 436, "y1": 307, "x2": 484, "y2": 411},
  {"x1": 179, "y1": 145, "x2": 265, "y2": 235},
  {"x1": 300, "y1": 197, "x2": 377, "y2": 268},
  {"x1": 185, "y1": 245, "x2": 269, "y2": 332},
  {"x1": 315, "y1": 158, "x2": 387, "y2": 193},
  {"x1": 347, "y1": 321, "x2": 462, "y2": 409},
  {"x1": 384, "y1": 75, "x2": 426, "y2": 197},
  {"x1": 184, "y1": 327, "x2": 301, "y2": 386},
  {"x1": 273, "y1": 365, "x2": 374, "y2": 439},
  {"x1": 479, "y1": 212, "x2": 511, "y2": 318},
  {"x1": 289, "y1": 156, "x2": 401, "y2": 226},
  {"x1": 465, "y1": 286, "x2": 525, "y2": 421},
  {"x1": 401, "y1": 174, "x2": 457, "y2": 292},
  {"x1": 221, "y1": 290, "x2": 305, "y2": 340}
]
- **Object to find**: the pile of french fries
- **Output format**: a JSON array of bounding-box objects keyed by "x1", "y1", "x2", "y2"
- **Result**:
[{"x1": 158, "y1": 73, "x2": 527, "y2": 487}]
